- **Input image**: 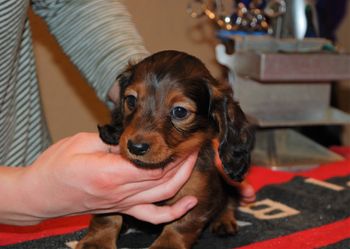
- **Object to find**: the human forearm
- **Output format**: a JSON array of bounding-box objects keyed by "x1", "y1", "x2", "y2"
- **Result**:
[
  {"x1": 0, "y1": 133, "x2": 198, "y2": 226},
  {"x1": 32, "y1": 0, "x2": 149, "y2": 107},
  {"x1": 0, "y1": 166, "x2": 43, "y2": 225}
]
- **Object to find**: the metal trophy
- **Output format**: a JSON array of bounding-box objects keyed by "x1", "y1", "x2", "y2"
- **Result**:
[{"x1": 187, "y1": 0, "x2": 287, "y2": 36}]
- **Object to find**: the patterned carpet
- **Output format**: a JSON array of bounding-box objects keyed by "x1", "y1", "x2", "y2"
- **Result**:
[{"x1": 1, "y1": 147, "x2": 350, "y2": 249}]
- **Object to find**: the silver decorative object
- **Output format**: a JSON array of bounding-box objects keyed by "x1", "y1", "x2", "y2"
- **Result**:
[{"x1": 187, "y1": 0, "x2": 270, "y2": 33}]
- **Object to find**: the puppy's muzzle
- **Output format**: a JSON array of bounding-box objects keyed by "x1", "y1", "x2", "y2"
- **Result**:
[{"x1": 127, "y1": 139, "x2": 150, "y2": 156}]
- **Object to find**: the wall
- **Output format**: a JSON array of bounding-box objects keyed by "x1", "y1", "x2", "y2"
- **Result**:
[
  {"x1": 31, "y1": 0, "x2": 220, "y2": 142},
  {"x1": 31, "y1": 1, "x2": 350, "y2": 144},
  {"x1": 336, "y1": 2, "x2": 350, "y2": 145}
]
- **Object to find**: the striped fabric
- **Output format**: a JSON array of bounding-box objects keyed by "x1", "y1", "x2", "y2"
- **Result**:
[{"x1": 0, "y1": 0, "x2": 149, "y2": 166}]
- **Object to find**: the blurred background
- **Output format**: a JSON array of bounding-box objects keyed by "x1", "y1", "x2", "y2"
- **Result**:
[{"x1": 29, "y1": 0, "x2": 350, "y2": 145}]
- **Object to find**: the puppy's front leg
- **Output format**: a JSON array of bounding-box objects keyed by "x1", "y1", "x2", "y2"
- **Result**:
[
  {"x1": 149, "y1": 215, "x2": 207, "y2": 249},
  {"x1": 76, "y1": 214, "x2": 122, "y2": 249},
  {"x1": 210, "y1": 197, "x2": 238, "y2": 236}
]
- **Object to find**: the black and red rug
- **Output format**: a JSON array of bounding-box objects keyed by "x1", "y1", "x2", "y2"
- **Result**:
[{"x1": 1, "y1": 147, "x2": 350, "y2": 249}]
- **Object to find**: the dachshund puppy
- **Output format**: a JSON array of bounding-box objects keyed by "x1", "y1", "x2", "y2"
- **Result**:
[{"x1": 76, "y1": 50, "x2": 254, "y2": 249}]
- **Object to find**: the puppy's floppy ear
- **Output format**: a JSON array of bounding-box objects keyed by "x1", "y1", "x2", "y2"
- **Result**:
[
  {"x1": 211, "y1": 89, "x2": 255, "y2": 182},
  {"x1": 98, "y1": 66, "x2": 134, "y2": 145},
  {"x1": 98, "y1": 110, "x2": 123, "y2": 145}
]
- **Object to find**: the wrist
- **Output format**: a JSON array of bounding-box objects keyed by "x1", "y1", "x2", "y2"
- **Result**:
[{"x1": 0, "y1": 166, "x2": 43, "y2": 225}]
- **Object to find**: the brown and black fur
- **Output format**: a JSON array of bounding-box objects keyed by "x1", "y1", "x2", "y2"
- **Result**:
[{"x1": 76, "y1": 50, "x2": 255, "y2": 249}]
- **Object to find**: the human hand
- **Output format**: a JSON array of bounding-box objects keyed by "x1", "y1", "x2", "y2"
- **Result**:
[
  {"x1": 10, "y1": 133, "x2": 198, "y2": 226},
  {"x1": 212, "y1": 139, "x2": 256, "y2": 205}
]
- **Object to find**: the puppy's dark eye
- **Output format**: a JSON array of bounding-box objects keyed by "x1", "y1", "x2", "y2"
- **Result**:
[
  {"x1": 125, "y1": 95, "x2": 137, "y2": 111},
  {"x1": 171, "y1": 106, "x2": 189, "y2": 120}
]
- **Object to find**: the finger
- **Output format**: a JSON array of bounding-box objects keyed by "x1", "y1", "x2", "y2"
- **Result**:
[
  {"x1": 237, "y1": 181, "x2": 256, "y2": 198},
  {"x1": 103, "y1": 150, "x2": 198, "y2": 184},
  {"x1": 240, "y1": 196, "x2": 256, "y2": 206},
  {"x1": 117, "y1": 151, "x2": 198, "y2": 206},
  {"x1": 211, "y1": 139, "x2": 256, "y2": 204},
  {"x1": 237, "y1": 181, "x2": 256, "y2": 205},
  {"x1": 67, "y1": 132, "x2": 119, "y2": 154},
  {"x1": 83, "y1": 152, "x2": 173, "y2": 184},
  {"x1": 123, "y1": 196, "x2": 198, "y2": 224},
  {"x1": 119, "y1": 151, "x2": 198, "y2": 182},
  {"x1": 106, "y1": 160, "x2": 181, "y2": 202},
  {"x1": 226, "y1": 180, "x2": 256, "y2": 205},
  {"x1": 131, "y1": 150, "x2": 199, "y2": 181},
  {"x1": 76, "y1": 151, "x2": 195, "y2": 206}
]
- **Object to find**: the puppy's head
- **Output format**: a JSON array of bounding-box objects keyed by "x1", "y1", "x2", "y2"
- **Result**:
[{"x1": 99, "y1": 50, "x2": 254, "y2": 181}]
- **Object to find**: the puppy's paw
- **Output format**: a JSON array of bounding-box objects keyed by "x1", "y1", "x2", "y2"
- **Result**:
[
  {"x1": 210, "y1": 213, "x2": 238, "y2": 236},
  {"x1": 75, "y1": 240, "x2": 116, "y2": 249}
]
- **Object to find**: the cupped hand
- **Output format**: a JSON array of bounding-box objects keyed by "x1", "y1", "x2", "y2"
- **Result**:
[{"x1": 16, "y1": 133, "x2": 198, "y2": 225}]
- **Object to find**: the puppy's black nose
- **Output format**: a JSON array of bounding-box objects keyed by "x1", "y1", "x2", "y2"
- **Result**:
[{"x1": 127, "y1": 140, "x2": 150, "y2": 156}]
